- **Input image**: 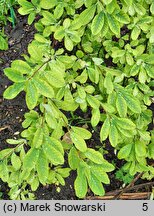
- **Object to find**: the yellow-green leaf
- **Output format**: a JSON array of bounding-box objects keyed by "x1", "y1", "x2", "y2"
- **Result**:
[
  {"x1": 84, "y1": 148, "x2": 104, "y2": 164},
  {"x1": 4, "y1": 68, "x2": 26, "y2": 82},
  {"x1": 91, "y1": 166, "x2": 110, "y2": 184},
  {"x1": 36, "y1": 151, "x2": 48, "y2": 184},
  {"x1": 75, "y1": 168, "x2": 87, "y2": 198},
  {"x1": 68, "y1": 147, "x2": 80, "y2": 170},
  {"x1": 107, "y1": 14, "x2": 120, "y2": 36},
  {"x1": 11, "y1": 153, "x2": 21, "y2": 170},
  {"x1": 71, "y1": 126, "x2": 91, "y2": 140},
  {"x1": 43, "y1": 136, "x2": 64, "y2": 165},
  {"x1": 32, "y1": 127, "x2": 44, "y2": 148},
  {"x1": 115, "y1": 117, "x2": 136, "y2": 130},
  {"x1": 70, "y1": 131, "x2": 87, "y2": 152},
  {"x1": 26, "y1": 80, "x2": 38, "y2": 110},
  {"x1": 64, "y1": 35, "x2": 74, "y2": 51},
  {"x1": 3, "y1": 82, "x2": 24, "y2": 99},
  {"x1": 88, "y1": 172, "x2": 105, "y2": 196},
  {"x1": 23, "y1": 148, "x2": 39, "y2": 170},
  {"x1": 100, "y1": 117, "x2": 110, "y2": 142},
  {"x1": 118, "y1": 144, "x2": 133, "y2": 159},
  {"x1": 91, "y1": 12, "x2": 104, "y2": 35},
  {"x1": 135, "y1": 141, "x2": 146, "y2": 157},
  {"x1": 116, "y1": 94, "x2": 127, "y2": 117},
  {"x1": 33, "y1": 77, "x2": 54, "y2": 98},
  {"x1": 109, "y1": 122, "x2": 118, "y2": 147},
  {"x1": 121, "y1": 92, "x2": 141, "y2": 113}
]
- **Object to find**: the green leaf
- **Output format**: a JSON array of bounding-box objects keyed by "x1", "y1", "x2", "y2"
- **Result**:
[
  {"x1": 91, "y1": 12, "x2": 104, "y2": 35},
  {"x1": 115, "y1": 117, "x2": 136, "y2": 130},
  {"x1": 0, "y1": 149, "x2": 13, "y2": 160},
  {"x1": 107, "y1": 14, "x2": 120, "y2": 36},
  {"x1": 0, "y1": 162, "x2": 9, "y2": 182},
  {"x1": 28, "y1": 12, "x2": 36, "y2": 25},
  {"x1": 87, "y1": 67, "x2": 99, "y2": 84},
  {"x1": 101, "y1": 14, "x2": 109, "y2": 37},
  {"x1": 91, "y1": 166, "x2": 110, "y2": 184},
  {"x1": 101, "y1": 103, "x2": 115, "y2": 113},
  {"x1": 134, "y1": 3, "x2": 146, "y2": 15},
  {"x1": 28, "y1": 43, "x2": 42, "y2": 61},
  {"x1": 71, "y1": 126, "x2": 91, "y2": 140},
  {"x1": 54, "y1": 4, "x2": 64, "y2": 19},
  {"x1": 75, "y1": 167, "x2": 87, "y2": 198},
  {"x1": 36, "y1": 151, "x2": 48, "y2": 184},
  {"x1": 55, "y1": 100, "x2": 78, "y2": 111},
  {"x1": 56, "y1": 173, "x2": 65, "y2": 186},
  {"x1": 91, "y1": 108, "x2": 100, "y2": 127},
  {"x1": 109, "y1": 122, "x2": 118, "y2": 147},
  {"x1": 131, "y1": 26, "x2": 141, "y2": 40},
  {"x1": 3, "y1": 82, "x2": 24, "y2": 99},
  {"x1": 23, "y1": 148, "x2": 39, "y2": 171},
  {"x1": 100, "y1": 117, "x2": 110, "y2": 142},
  {"x1": 54, "y1": 27, "x2": 65, "y2": 40},
  {"x1": 64, "y1": 35, "x2": 74, "y2": 51},
  {"x1": 135, "y1": 141, "x2": 146, "y2": 157},
  {"x1": 43, "y1": 136, "x2": 64, "y2": 165},
  {"x1": 118, "y1": 144, "x2": 133, "y2": 159},
  {"x1": 144, "y1": 65, "x2": 154, "y2": 78},
  {"x1": 126, "y1": 52, "x2": 134, "y2": 66},
  {"x1": 103, "y1": 0, "x2": 112, "y2": 4},
  {"x1": 88, "y1": 172, "x2": 105, "y2": 196},
  {"x1": 32, "y1": 127, "x2": 43, "y2": 148},
  {"x1": 86, "y1": 95, "x2": 100, "y2": 109},
  {"x1": 139, "y1": 68, "x2": 147, "y2": 84},
  {"x1": 26, "y1": 80, "x2": 38, "y2": 110},
  {"x1": 148, "y1": 143, "x2": 154, "y2": 159},
  {"x1": 50, "y1": 137, "x2": 64, "y2": 155},
  {"x1": 84, "y1": 148, "x2": 104, "y2": 164},
  {"x1": 121, "y1": 92, "x2": 141, "y2": 113},
  {"x1": 4, "y1": 68, "x2": 26, "y2": 82},
  {"x1": 114, "y1": 11, "x2": 130, "y2": 24},
  {"x1": 11, "y1": 153, "x2": 21, "y2": 170},
  {"x1": 116, "y1": 94, "x2": 127, "y2": 117},
  {"x1": 0, "y1": 35, "x2": 8, "y2": 50},
  {"x1": 70, "y1": 131, "x2": 87, "y2": 152},
  {"x1": 31, "y1": 177, "x2": 39, "y2": 191},
  {"x1": 150, "y1": 2, "x2": 154, "y2": 14},
  {"x1": 56, "y1": 168, "x2": 71, "y2": 178},
  {"x1": 92, "y1": 160, "x2": 114, "y2": 172},
  {"x1": 33, "y1": 77, "x2": 54, "y2": 98},
  {"x1": 68, "y1": 147, "x2": 80, "y2": 170},
  {"x1": 11, "y1": 60, "x2": 31, "y2": 74},
  {"x1": 43, "y1": 70, "x2": 65, "y2": 88},
  {"x1": 6, "y1": 139, "x2": 26, "y2": 145},
  {"x1": 40, "y1": 0, "x2": 57, "y2": 9},
  {"x1": 118, "y1": 127, "x2": 135, "y2": 137},
  {"x1": 104, "y1": 72, "x2": 113, "y2": 94},
  {"x1": 77, "y1": 85, "x2": 86, "y2": 99},
  {"x1": 130, "y1": 64, "x2": 140, "y2": 76},
  {"x1": 77, "y1": 5, "x2": 96, "y2": 27}
]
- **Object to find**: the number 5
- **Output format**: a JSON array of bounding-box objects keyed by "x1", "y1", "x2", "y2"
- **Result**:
[{"x1": 142, "y1": 203, "x2": 148, "y2": 211}]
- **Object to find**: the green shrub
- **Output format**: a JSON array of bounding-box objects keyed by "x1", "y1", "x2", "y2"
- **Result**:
[{"x1": 0, "y1": 0, "x2": 154, "y2": 199}]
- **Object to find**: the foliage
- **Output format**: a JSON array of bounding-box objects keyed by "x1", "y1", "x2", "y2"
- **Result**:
[
  {"x1": 0, "y1": 0, "x2": 17, "y2": 50},
  {"x1": 0, "y1": 0, "x2": 154, "y2": 199}
]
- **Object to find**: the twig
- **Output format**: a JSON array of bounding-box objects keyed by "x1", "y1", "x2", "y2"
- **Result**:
[
  {"x1": 112, "y1": 172, "x2": 143, "y2": 200},
  {"x1": 86, "y1": 181, "x2": 154, "y2": 200},
  {"x1": 105, "y1": 181, "x2": 154, "y2": 196},
  {"x1": 0, "y1": 125, "x2": 10, "y2": 132},
  {"x1": 86, "y1": 192, "x2": 150, "y2": 200}
]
